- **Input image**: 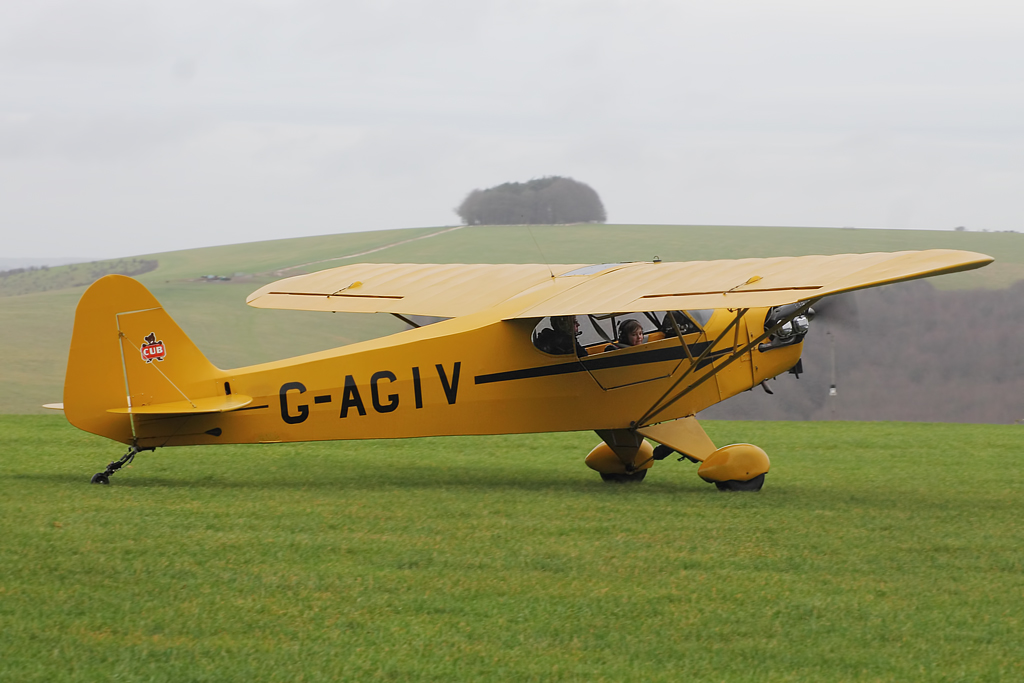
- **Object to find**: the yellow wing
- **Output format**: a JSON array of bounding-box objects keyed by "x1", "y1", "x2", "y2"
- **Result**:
[
  {"x1": 512, "y1": 249, "x2": 993, "y2": 316},
  {"x1": 246, "y1": 263, "x2": 582, "y2": 318},
  {"x1": 246, "y1": 250, "x2": 992, "y2": 318}
]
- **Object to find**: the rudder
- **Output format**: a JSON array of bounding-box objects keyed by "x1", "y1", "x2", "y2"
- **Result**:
[{"x1": 64, "y1": 275, "x2": 222, "y2": 444}]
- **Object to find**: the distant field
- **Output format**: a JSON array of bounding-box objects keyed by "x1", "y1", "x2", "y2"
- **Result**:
[
  {"x1": 1, "y1": 224, "x2": 1022, "y2": 414},
  {"x1": 1, "y1": 416, "x2": 1021, "y2": 681}
]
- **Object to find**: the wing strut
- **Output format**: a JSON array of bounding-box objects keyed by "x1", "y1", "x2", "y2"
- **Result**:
[
  {"x1": 587, "y1": 314, "x2": 613, "y2": 342},
  {"x1": 392, "y1": 313, "x2": 422, "y2": 328},
  {"x1": 634, "y1": 308, "x2": 747, "y2": 427},
  {"x1": 667, "y1": 311, "x2": 697, "y2": 364},
  {"x1": 635, "y1": 302, "x2": 815, "y2": 427}
]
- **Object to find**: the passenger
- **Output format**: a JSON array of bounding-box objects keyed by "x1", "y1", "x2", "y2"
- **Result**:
[
  {"x1": 605, "y1": 319, "x2": 644, "y2": 351},
  {"x1": 618, "y1": 319, "x2": 644, "y2": 346}
]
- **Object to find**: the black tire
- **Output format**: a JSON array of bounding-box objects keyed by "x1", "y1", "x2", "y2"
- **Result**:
[
  {"x1": 652, "y1": 444, "x2": 674, "y2": 461},
  {"x1": 599, "y1": 470, "x2": 647, "y2": 484},
  {"x1": 90, "y1": 473, "x2": 110, "y2": 485},
  {"x1": 714, "y1": 473, "x2": 765, "y2": 492}
]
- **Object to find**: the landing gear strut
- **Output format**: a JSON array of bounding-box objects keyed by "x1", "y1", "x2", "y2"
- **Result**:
[{"x1": 90, "y1": 445, "x2": 147, "y2": 484}]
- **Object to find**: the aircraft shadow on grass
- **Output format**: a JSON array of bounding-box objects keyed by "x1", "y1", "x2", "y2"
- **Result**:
[
  {"x1": 9, "y1": 470, "x2": 713, "y2": 495},
  {"x1": 11, "y1": 472, "x2": 986, "y2": 515}
]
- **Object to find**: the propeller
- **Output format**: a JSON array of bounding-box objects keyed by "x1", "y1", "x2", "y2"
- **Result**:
[
  {"x1": 809, "y1": 293, "x2": 860, "y2": 409},
  {"x1": 809, "y1": 292, "x2": 860, "y2": 330}
]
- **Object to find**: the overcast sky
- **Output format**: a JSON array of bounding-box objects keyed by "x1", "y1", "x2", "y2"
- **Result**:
[{"x1": 2, "y1": 0, "x2": 1022, "y2": 259}]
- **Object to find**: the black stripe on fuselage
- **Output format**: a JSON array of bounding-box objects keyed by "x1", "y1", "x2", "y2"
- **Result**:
[{"x1": 474, "y1": 341, "x2": 726, "y2": 385}]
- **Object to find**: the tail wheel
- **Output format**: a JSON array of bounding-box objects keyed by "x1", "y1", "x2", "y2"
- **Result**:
[
  {"x1": 600, "y1": 470, "x2": 647, "y2": 484},
  {"x1": 714, "y1": 473, "x2": 765, "y2": 492}
]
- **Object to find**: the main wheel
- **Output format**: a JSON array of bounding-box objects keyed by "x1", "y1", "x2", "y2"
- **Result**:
[
  {"x1": 714, "y1": 473, "x2": 765, "y2": 492},
  {"x1": 600, "y1": 470, "x2": 647, "y2": 484},
  {"x1": 652, "y1": 444, "x2": 674, "y2": 460},
  {"x1": 90, "y1": 473, "x2": 110, "y2": 485}
]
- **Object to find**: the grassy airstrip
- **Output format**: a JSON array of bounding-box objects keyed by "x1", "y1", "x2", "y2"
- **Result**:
[
  {"x1": 2, "y1": 415, "x2": 1022, "y2": 681},
  {"x1": 2, "y1": 225, "x2": 1022, "y2": 680}
]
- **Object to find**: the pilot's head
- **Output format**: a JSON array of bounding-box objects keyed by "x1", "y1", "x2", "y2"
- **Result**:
[{"x1": 552, "y1": 316, "x2": 580, "y2": 337}]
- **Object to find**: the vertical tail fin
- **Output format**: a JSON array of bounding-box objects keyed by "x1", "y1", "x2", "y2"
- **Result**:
[{"x1": 64, "y1": 275, "x2": 222, "y2": 444}]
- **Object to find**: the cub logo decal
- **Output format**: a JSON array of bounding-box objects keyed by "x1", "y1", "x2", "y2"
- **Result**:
[{"x1": 140, "y1": 332, "x2": 167, "y2": 363}]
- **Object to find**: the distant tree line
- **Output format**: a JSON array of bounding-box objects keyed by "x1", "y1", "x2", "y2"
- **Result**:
[
  {"x1": 0, "y1": 258, "x2": 159, "y2": 297},
  {"x1": 455, "y1": 176, "x2": 606, "y2": 225},
  {"x1": 702, "y1": 280, "x2": 1024, "y2": 424}
]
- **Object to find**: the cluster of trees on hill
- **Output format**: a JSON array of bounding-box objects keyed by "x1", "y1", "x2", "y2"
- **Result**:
[
  {"x1": 0, "y1": 258, "x2": 159, "y2": 297},
  {"x1": 703, "y1": 280, "x2": 1024, "y2": 424},
  {"x1": 455, "y1": 176, "x2": 606, "y2": 225}
]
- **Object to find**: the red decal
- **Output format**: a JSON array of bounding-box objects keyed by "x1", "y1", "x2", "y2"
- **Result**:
[{"x1": 140, "y1": 332, "x2": 167, "y2": 363}]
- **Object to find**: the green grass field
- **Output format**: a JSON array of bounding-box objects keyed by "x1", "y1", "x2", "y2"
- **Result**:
[
  {"x1": 2, "y1": 416, "x2": 1022, "y2": 681},
  {"x1": 2, "y1": 223, "x2": 1023, "y2": 414}
]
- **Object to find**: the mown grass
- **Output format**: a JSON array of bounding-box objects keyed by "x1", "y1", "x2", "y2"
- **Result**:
[{"x1": 2, "y1": 416, "x2": 1022, "y2": 681}]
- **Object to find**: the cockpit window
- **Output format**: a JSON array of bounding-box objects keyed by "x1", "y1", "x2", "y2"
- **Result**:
[
  {"x1": 532, "y1": 310, "x2": 710, "y2": 355},
  {"x1": 686, "y1": 309, "x2": 714, "y2": 327},
  {"x1": 584, "y1": 313, "x2": 647, "y2": 346},
  {"x1": 532, "y1": 316, "x2": 582, "y2": 355}
]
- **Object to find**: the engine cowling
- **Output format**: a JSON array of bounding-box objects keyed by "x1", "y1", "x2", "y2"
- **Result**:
[{"x1": 758, "y1": 303, "x2": 811, "y2": 352}]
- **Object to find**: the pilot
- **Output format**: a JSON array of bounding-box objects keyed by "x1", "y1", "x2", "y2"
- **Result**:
[
  {"x1": 605, "y1": 319, "x2": 644, "y2": 351},
  {"x1": 535, "y1": 315, "x2": 586, "y2": 356},
  {"x1": 557, "y1": 315, "x2": 587, "y2": 357}
]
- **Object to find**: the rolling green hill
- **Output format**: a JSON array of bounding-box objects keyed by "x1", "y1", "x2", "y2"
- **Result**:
[{"x1": 1, "y1": 224, "x2": 1021, "y2": 414}]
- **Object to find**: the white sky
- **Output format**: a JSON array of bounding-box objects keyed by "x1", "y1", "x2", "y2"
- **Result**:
[{"x1": 2, "y1": 0, "x2": 1022, "y2": 259}]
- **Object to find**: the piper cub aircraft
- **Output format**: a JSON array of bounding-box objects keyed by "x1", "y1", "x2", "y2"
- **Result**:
[{"x1": 58, "y1": 249, "x2": 991, "y2": 490}]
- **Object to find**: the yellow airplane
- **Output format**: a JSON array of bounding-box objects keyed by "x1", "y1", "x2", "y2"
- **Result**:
[{"x1": 54, "y1": 249, "x2": 992, "y2": 489}]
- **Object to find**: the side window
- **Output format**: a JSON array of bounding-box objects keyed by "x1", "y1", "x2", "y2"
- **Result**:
[
  {"x1": 660, "y1": 310, "x2": 711, "y2": 335},
  {"x1": 532, "y1": 317, "x2": 573, "y2": 356},
  {"x1": 580, "y1": 314, "x2": 652, "y2": 349},
  {"x1": 584, "y1": 313, "x2": 659, "y2": 351},
  {"x1": 532, "y1": 317, "x2": 577, "y2": 355},
  {"x1": 686, "y1": 309, "x2": 713, "y2": 328},
  {"x1": 532, "y1": 315, "x2": 633, "y2": 355},
  {"x1": 532, "y1": 311, "x2": 712, "y2": 355}
]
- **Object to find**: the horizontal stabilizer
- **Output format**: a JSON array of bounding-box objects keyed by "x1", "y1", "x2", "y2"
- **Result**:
[
  {"x1": 107, "y1": 394, "x2": 253, "y2": 416},
  {"x1": 43, "y1": 403, "x2": 65, "y2": 411}
]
